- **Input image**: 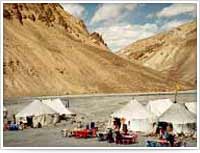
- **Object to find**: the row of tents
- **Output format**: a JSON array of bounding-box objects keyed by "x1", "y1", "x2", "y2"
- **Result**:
[
  {"x1": 4, "y1": 97, "x2": 197, "y2": 134},
  {"x1": 13, "y1": 98, "x2": 74, "y2": 128},
  {"x1": 110, "y1": 99, "x2": 196, "y2": 134}
]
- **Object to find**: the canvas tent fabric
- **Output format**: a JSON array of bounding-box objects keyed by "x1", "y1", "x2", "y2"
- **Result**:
[
  {"x1": 185, "y1": 102, "x2": 197, "y2": 114},
  {"x1": 3, "y1": 106, "x2": 7, "y2": 112},
  {"x1": 42, "y1": 98, "x2": 73, "y2": 115},
  {"x1": 16, "y1": 100, "x2": 56, "y2": 117},
  {"x1": 32, "y1": 114, "x2": 54, "y2": 127},
  {"x1": 111, "y1": 99, "x2": 157, "y2": 132},
  {"x1": 16, "y1": 100, "x2": 57, "y2": 127},
  {"x1": 3, "y1": 106, "x2": 8, "y2": 119},
  {"x1": 159, "y1": 102, "x2": 196, "y2": 124},
  {"x1": 146, "y1": 99, "x2": 173, "y2": 117},
  {"x1": 173, "y1": 123, "x2": 196, "y2": 134},
  {"x1": 159, "y1": 102, "x2": 196, "y2": 134}
]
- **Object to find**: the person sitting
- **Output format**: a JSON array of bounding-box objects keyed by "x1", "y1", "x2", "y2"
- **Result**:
[
  {"x1": 122, "y1": 124, "x2": 128, "y2": 135},
  {"x1": 9, "y1": 122, "x2": 19, "y2": 131},
  {"x1": 107, "y1": 128, "x2": 114, "y2": 143},
  {"x1": 114, "y1": 126, "x2": 122, "y2": 144},
  {"x1": 115, "y1": 131, "x2": 122, "y2": 144},
  {"x1": 18, "y1": 121, "x2": 25, "y2": 130}
]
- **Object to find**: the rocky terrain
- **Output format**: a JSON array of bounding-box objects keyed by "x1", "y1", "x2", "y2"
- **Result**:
[
  {"x1": 118, "y1": 21, "x2": 197, "y2": 88},
  {"x1": 3, "y1": 3, "x2": 192, "y2": 98}
]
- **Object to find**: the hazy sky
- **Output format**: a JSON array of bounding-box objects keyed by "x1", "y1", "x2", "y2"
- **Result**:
[{"x1": 60, "y1": 3, "x2": 197, "y2": 52}]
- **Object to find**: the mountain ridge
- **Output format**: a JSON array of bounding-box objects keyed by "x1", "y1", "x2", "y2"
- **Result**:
[
  {"x1": 3, "y1": 3, "x2": 193, "y2": 98},
  {"x1": 117, "y1": 20, "x2": 197, "y2": 88}
]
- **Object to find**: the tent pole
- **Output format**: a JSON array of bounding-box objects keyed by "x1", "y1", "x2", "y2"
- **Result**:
[
  {"x1": 175, "y1": 82, "x2": 180, "y2": 102},
  {"x1": 174, "y1": 89, "x2": 177, "y2": 102}
]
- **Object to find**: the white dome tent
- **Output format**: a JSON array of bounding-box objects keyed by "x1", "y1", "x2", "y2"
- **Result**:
[
  {"x1": 16, "y1": 100, "x2": 57, "y2": 127},
  {"x1": 185, "y1": 102, "x2": 197, "y2": 114},
  {"x1": 42, "y1": 98, "x2": 74, "y2": 116},
  {"x1": 159, "y1": 102, "x2": 196, "y2": 134},
  {"x1": 146, "y1": 99, "x2": 173, "y2": 117},
  {"x1": 111, "y1": 99, "x2": 157, "y2": 133}
]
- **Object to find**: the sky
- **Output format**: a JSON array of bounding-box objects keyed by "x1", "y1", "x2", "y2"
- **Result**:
[{"x1": 60, "y1": 3, "x2": 197, "y2": 52}]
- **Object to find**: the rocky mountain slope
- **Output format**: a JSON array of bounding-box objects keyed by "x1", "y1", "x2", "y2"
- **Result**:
[
  {"x1": 118, "y1": 21, "x2": 197, "y2": 88},
  {"x1": 3, "y1": 3, "x2": 192, "y2": 98}
]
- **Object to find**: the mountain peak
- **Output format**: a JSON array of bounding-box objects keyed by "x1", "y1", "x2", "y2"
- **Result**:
[
  {"x1": 3, "y1": 3, "x2": 108, "y2": 51},
  {"x1": 89, "y1": 32, "x2": 109, "y2": 50}
]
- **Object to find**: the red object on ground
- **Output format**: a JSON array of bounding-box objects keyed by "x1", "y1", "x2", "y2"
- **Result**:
[
  {"x1": 158, "y1": 139, "x2": 169, "y2": 144},
  {"x1": 73, "y1": 128, "x2": 98, "y2": 139},
  {"x1": 119, "y1": 133, "x2": 138, "y2": 144},
  {"x1": 121, "y1": 135, "x2": 134, "y2": 144},
  {"x1": 91, "y1": 128, "x2": 97, "y2": 137},
  {"x1": 3, "y1": 123, "x2": 9, "y2": 131},
  {"x1": 74, "y1": 129, "x2": 89, "y2": 138}
]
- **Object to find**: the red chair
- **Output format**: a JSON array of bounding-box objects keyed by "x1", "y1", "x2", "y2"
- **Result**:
[
  {"x1": 91, "y1": 129, "x2": 97, "y2": 138},
  {"x1": 73, "y1": 130, "x2": 88, "y2": 138}
]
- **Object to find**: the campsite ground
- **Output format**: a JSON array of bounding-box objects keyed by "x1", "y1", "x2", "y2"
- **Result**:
[{"x1": 3, "y1": 91, "x2": 197, "y2": 147}]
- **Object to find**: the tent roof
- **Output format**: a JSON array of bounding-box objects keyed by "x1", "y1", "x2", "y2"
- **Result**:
[
  {"x1": 146, "y1": 99, "x2": 173, "y2": 117},
  {"x1": 42, "y1": 98, "x2": 73, "y2": 115},
  {"x1": 159, "y1": 102, "x2": 196, "y2": 124},
  {"x1": 111, "y1": 99, "x2": 156, "y2": 121},
  {"x1": 16, "y1": 100, "x2": 56, "y2": 118},
  {"x1": 185, "y1": 102, "x2": 196, "y2": 114}
]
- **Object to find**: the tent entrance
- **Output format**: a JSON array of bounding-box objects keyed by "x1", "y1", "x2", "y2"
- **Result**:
[
  {"x1": 26, "y1": 116, "x2": 33, "y2": 127},
  {"x1": 158, "y1": 122, "x2": 168, "y2": 130},
  {"x1": 156, "y1": 121, "x2": 168, "y2": 135},
  {"x1": 113, "y1": 117, "x2": 121, "y2": 129}
]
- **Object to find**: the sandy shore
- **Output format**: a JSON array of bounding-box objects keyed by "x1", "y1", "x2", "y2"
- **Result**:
[{"x1": 3, "y1": 91, "x2": 197, "y2": 147}]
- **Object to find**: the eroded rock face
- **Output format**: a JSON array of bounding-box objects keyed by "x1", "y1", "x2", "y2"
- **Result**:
[
  {"x1": 89, "y1": 32, "x2": 109, "y2": 50},
  {"x1": 4, "y1": 4, "x2": 88, "y2": 35},
  {"x1": 3, "y1": 3, "x2": 109, "y2": 50},
  {"x1": 117, "y1": 21, "x2": 197, "y2": 88}
]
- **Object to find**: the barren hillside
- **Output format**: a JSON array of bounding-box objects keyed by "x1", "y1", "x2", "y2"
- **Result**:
[
  {"x1": 118, "y1": 21, "x2": 197, "y2": 88},
  {"x1": 3, "y1": 3, "x2": 192, "y2": 98}
]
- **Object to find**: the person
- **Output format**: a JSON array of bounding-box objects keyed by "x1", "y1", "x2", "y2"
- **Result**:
[
  {"x1": 65, "y1": 99, "x2": 69, "y2": 108},
  {"x1": 159, "y1": 127, "x2": 165, "y2": 139},
  {"x1": 127, "y1": 121, "x2": 132, "y2": 132},
  {"x1": 122, "y1": 124, "x2": 128, "y2": 135},
  {"x1": 165, "y1": 123, "x2": 175, "y2": 146},
  {"x1": 107, "y1": 128, "x2": 114, "y2": 143},
  {"x1": 115, "y1": 127, "x2": 122, "y2": 144},
  {"x1": 9, "y1": 121, "x2": 19, "y2": 131},
  {"x1": 18, "y1": 121, "x2": 25, "y2": 130}
]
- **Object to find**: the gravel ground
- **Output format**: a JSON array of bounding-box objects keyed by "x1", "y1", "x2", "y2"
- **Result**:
[{"x1": 3, "y1": 91, "x2": 197, "y2": 147}]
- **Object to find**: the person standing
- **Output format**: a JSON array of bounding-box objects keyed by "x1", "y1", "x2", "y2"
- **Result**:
[{"x1": 165, "y1": 124, "x2": 175, "y2": 147}]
